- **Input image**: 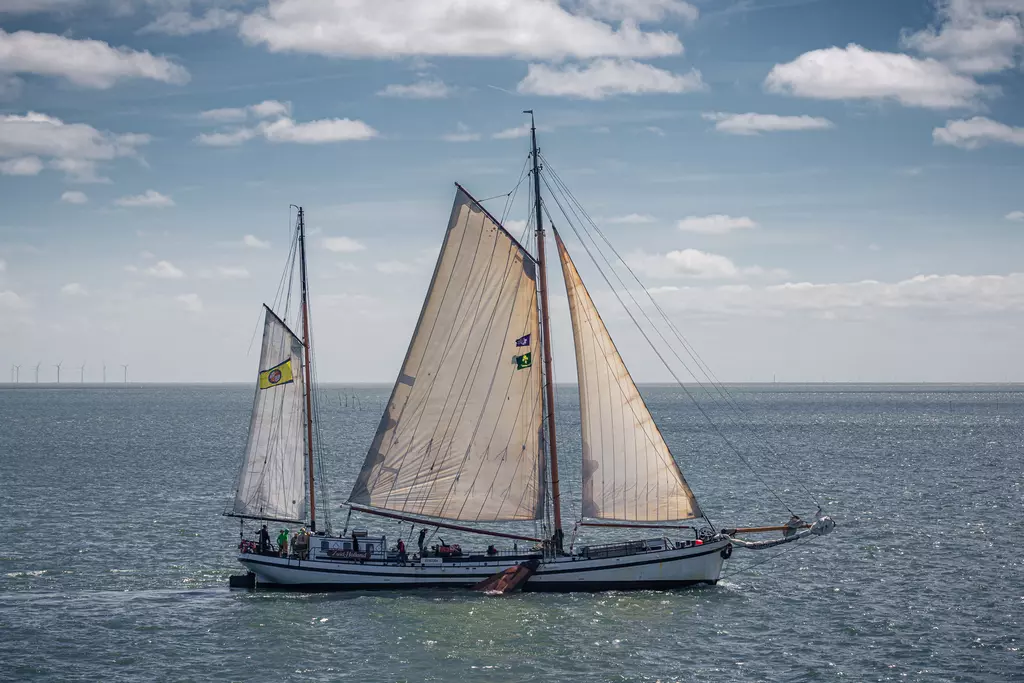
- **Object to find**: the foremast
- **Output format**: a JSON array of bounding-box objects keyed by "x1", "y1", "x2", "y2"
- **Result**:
[
  {"x1": 526, "y1": 110, "x2": 563, "y2": 550},
  {"x1": 297, "y1": 206, "x2": 318, "y2": 533}
]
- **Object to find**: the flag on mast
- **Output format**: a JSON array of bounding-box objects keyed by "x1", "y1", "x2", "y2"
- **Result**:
[
  {"x1": 515, "y1": 352, "x2": 532, "y2": 370},
  {"x1": 259, "y1": 359, "x2": 295, "y2": 389},
  {"x1": 515, "y1": 334, "x2": 531, "y2": 347}
]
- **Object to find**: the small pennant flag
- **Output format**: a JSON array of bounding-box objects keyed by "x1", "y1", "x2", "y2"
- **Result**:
[
  {"x1": 515, "y1": 352, "x2": 533, "y2": 370},
  {"x1": 514, "y1": 334, "x2": 531, "y2": 347},
  {"x1": 259, "y1": 359, "x2": 294, "y2": 389}
]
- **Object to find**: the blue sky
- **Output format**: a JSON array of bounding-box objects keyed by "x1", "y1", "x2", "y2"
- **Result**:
[{"x1": 1, "y1": 0, "x2": 1023, "y2": 383}]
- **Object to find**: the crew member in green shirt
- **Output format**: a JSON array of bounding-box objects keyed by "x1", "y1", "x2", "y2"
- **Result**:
[{"x1": 277, "y1": 529, "x2": 289, "y2": 557}]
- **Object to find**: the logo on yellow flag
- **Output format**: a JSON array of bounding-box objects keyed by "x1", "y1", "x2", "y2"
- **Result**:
[{"x1": 259, "y1": 359, "x2": 294, "y2": 389}]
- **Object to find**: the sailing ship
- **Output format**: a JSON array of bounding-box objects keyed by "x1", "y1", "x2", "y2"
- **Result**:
[{"x1": 226, "y1": 115, "x2": 834, "y2": 592}]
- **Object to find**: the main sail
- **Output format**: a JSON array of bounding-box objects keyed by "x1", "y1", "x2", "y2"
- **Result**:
[
  {"x1": 348, "y1": 187, "x2": 545, "y2": 522},
  {"x1": 555, "y1": 231, "x2": 702, "y2": 521},
  {"x1": 229, "y1": 306, "x2": 307, "y2": 523}
]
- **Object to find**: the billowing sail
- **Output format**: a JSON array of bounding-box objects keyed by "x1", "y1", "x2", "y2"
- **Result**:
[
  {"x1": 556, "y1": 232, "x2": 702, "y2": 521},
  {"x1": 229, "y1": 306, "x2": 307, "y2": 523},
  {"x1": 349, "y1": 187, "x2": 545, "y2": 521}
]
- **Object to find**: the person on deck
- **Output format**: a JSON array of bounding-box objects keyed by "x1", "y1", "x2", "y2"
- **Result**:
[
  {"x1": 293, "y1": 528, "x2": 309, "y2": 560},
  {"x1": 277, "y1": 529, "x2": 289, "y2": 557},
  {"x1": 418, "y1": 528, "x2": 427, "y2": 555},
  {"x1": 258, "y1": 524, "x2": 271, "y2": 554},
  {"x1": 397, "y1": 538, "x2": 407, "y2": 564}
]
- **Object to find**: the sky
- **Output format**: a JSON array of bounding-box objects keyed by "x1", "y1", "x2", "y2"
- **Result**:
[{"x1": 1, "y1": 0, "x2": 1023, "y2": 384}]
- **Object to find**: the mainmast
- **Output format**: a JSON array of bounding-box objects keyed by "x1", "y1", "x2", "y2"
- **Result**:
[
  {"x1": 526, "y1": 110, "x2": 563, "y2": 549},
  {"x1": 297, "y1": 207, "x2": 317, "y2": 532}
]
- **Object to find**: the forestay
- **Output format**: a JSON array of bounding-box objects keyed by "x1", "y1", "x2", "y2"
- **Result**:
[
  {"x1": 229, "y1": 306, "x2": 307, "y2": 523},
  {"x1": 349, "y1": 187, "x2": 545, "y2": 522},
  {"x1": 555, "y1": 231, "x2": 702, "y2": 521}
]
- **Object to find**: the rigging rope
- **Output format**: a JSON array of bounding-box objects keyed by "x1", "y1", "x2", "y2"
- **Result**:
[
  {"x1": 540, "y1": 156, "x2": 823, "y2": 511},
  {"x1": 539, "y1": 173, "x2": 796, "y2": 518}
]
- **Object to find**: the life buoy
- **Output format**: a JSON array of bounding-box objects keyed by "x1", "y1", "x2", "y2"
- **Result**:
[{"x1": 720, "y1": 544, "x2": 732, "y2": 559}]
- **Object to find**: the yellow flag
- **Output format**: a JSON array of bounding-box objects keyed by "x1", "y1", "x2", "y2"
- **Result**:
[{"x1": 259, "y1": 359, "x2": 294, "y2": 389}]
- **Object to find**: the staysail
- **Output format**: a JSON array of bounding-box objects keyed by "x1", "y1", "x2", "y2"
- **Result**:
[
  {"x1": 229, "y1": 306, "x2": 307, "y2": 523},
  {"x1": 348, "y1": 187, "x2": 545, "y2": 522},
  {"x1": 555, "y1": 231, "x2": 702, "y2": 521}
]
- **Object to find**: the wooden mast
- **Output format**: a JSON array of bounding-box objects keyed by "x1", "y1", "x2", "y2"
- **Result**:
[
  {"x1": 526, "y1": 110, "x2": 563, "y2": 548},
  {"x1": 297, "y1": 207, "x2": 318, "y2": 532}
]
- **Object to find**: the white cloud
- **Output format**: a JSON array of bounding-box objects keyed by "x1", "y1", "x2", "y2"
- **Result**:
[
  {"x1": 0, "y1": 290, "x2": 30, "y2": 310},
  {"x1": 49, "y1": 158, "x2": 106, "y2": 183},
  {"x1": 243, "y1": 234, "x2": 270, "y2": 249},
  {"x1": 933, "y1": 116, "x2": 1024, "y2": 148},
  {"x1": 629, "y1": 249, "x2": 743, "y2": 279},
  {"x1": 677, "y1": 214, "x2": 757, "y2": 234},
  {"x1": 199, "y1": 100, "x2": 291, "y2": 122},
  {"x1": 195, "y1": 128, "x2": 258, "y2": 147},
  {"x1": 115, "y1": 190, "x2": 174, "y2": 208},
  {"x1": 197, "y1": 102, "x2": 375, "y2": 146},
  {"x1": 140, "y1": 9, "x2": 242, "y2": 36},
  {"x1": 377, "y1": 79, "x2": 452, "y2": 99},
  {"x1": 0, "y1": 112, "x2": 149, "y2": 182},
  {"x1": 239, "y1": 0, "x2": 684, "y2": 60},
  {"x1": 645, "y1": 125, "x2": 666, "y2": 136},
  {"x1": 764, "y1": 43, "x2": 991, "y2": 109},
  {"x1": 250, "y1": 100, "x2": 291, "y2": 119},
  {"x1": 176, "y1": 293, "x2": 203, "y2": 312},
  {"x1": 61, "y1": 282, "x2": 87, "y2": 296},
  {"x1": 900, "y1": 0, "x2": 1024, "y2": 75},
  {"x1": 493, "y1": 123, "x2": 533, "y2": 140},
  {"x1": 260, "y1": 117, "x2": 378, "y2": 144},
  {"x1": 60, "y1": 190, "x2": 88, "y2": 204},
  {"x1": 146, "y1": 260, "x2": 184, "y2": 279},
  {"x1": 575, "y1": 0, "x2": 698, "y2": 23},
  {"x1": 323, "y1": 236, "x2": 366, "y2": 253},
  {"x1": 1006, "y1": 210, "x2": 1024, "y2": 221},
  {"x1": 375, "y1": 260, "x2": 417, "y2": 274},
  {"x1": 0, "y1": 28, "x2": 189, "y2": 89},
  {"x1": 650, "y1": 272, "x2": 1024, "y2": 317},
  {"x1": 608, "y1": 213, "x2": 656, "y2": 224},
  {"x1": 442, "y1": 122, "x2": 481, "y2": 142},
  {"x1": 518, "y1": 59, "x2": 705, "y2": 99},
  {"x1": 199, "y1": 108, "x2": 248, "y2": 123},
  {"x1": 703, "y1": 112, "x2": 834, "y2": 135},
  {"x1": 0, "y1": 156, "x2": 42, "y2": 175}
]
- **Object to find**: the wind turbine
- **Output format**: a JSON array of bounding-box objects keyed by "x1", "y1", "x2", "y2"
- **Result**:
[
  {"x1": 79, "y1": 362, "x2": 86, "y2": 383},
  {"x1": 13, "y1": 364, "x2": 20, "y2": 383},
  {"x1": 121, "y1": 364, "x2": 129, "y2": 385},
  {"x1": 102, "y1": 360, "x2": 107, "y2": 384},
  {"x1": 34, "y1": 362, "x2": 41, "y2": 383},
  {"x1": 54, "y1": 361, "x2": 63, "y2": 384}
]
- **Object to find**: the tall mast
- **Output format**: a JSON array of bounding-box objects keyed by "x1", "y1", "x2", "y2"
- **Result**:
[
  {"x1": 526, "y1": 110, "x2": 563, "y2": 547},
  {"x1": 297, "y1": 207, "x2": 318, "y2": 532}
]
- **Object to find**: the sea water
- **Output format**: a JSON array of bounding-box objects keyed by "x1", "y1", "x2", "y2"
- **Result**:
[{"x1": 0, "y1": 384, "x2": 1020, "y2": 682}]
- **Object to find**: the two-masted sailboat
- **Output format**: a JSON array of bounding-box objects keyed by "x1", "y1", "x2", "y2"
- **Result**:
[{"x1": 226, "y1": 115, "x2": 833, "y2": 591}]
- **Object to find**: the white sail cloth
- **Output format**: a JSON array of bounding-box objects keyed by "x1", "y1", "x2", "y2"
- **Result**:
[
  {"x1": 230, "y1": 306, "x2": 307, "y2": 523},
  {"x1": 349, "y1": 187, "x2": 545, "y2": 521},
  {"x1": 556, "y1": 232, "x2": 702, "y2": 521}
]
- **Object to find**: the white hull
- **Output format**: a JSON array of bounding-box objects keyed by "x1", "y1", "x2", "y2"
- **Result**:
[{"x1": 238, "y1": 539, "x2": 729, "y2": 592}]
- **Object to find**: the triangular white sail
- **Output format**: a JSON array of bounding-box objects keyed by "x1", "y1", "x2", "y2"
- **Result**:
[
  {"x1": 229, "y1": 306, "x2": 307, "y2": 523},
  {"x1": 556, "y1": 232, "x2": 702, "y2": 521},
  {"x1": 349, "y1": 187, "x2": 545, "y2": 522}
]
